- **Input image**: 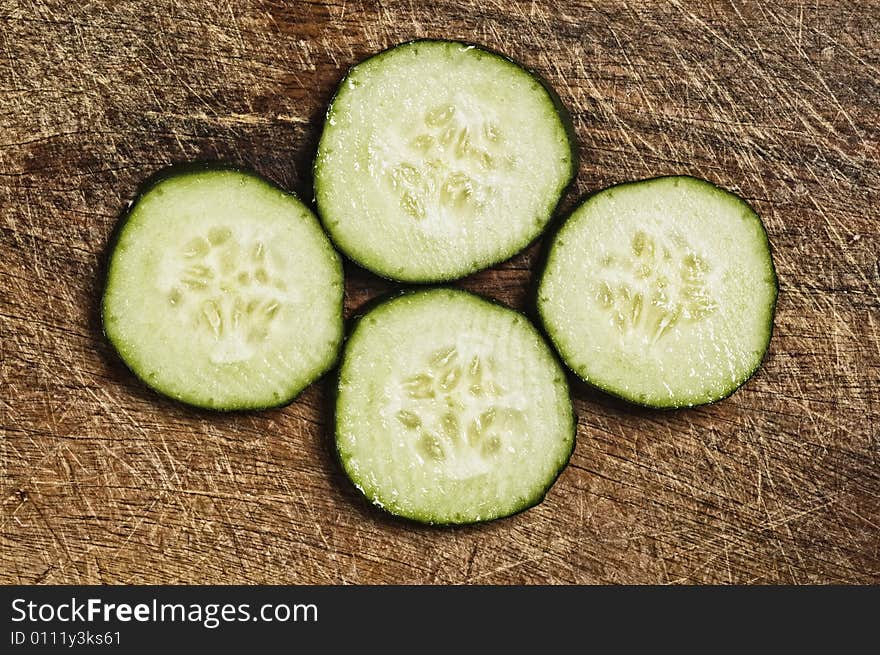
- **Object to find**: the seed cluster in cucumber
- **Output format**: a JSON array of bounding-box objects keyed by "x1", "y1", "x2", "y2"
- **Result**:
[
  {"x1": 102, "y1": 168, "x2": 343, "y2": 410},
  {"x1": 315, "y1": 39, "x2": 575, "y2": 283},
  {"x1": 538, "y1": 176, "x2": 777, "y2": 408},
  {"x1": 335, "y1": 289, "x2": 575, "y2": 524}
]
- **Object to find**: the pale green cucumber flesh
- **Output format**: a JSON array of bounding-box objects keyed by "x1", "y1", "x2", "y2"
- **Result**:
[
  {"x1": 315, "y1": 39, "x2": 575, "y2": 283},
  {"x1": 336, "y1": 289, "x2": 575, "y2": 524},
  {"x1": 538, "y1": 176, "x2": 777, "y2": 409},
  {"x1": 102, "y1": 167, "x2": 344, "y2": 410}
]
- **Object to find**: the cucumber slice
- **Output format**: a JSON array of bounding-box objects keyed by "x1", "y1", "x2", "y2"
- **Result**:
[
  {"x1": 102, "y1": 167, "x2": 344, "y2": 410},
  {"x1": 538, "y1": 176, "x2": 777, "y2": 408},
  {"x1": 315, "y1": 39, "x2": 576, "y2": 283},
  {"x1": 335, "y1": 289, "x2": 575, "y2": 525}
]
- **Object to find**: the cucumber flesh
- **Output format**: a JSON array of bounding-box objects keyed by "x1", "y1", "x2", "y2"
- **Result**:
[
  {"x1": 315, "y1": 40, "x2": 575, "y2": 283},
  {"x1": 538, "y1": 176, "x2": 777, "y2": 408},
  {"x1": 336, "y1": 289, "x2": 575, "y2": 524},
  {"x1": 102, "y1": 168, "x2": 343, "y2": 410}
]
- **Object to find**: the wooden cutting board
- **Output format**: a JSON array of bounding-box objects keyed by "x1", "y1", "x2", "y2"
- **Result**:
[{"x1": 2, "y1": 0, "x2": 878, "y2": 584}]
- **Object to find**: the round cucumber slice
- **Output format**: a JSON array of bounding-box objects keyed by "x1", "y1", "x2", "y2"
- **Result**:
[
  {"x1": 102, "y1": 166, "x2": 344, "y2": 410},
  {"x1": 315, "y1": 39, "x2": 576, "y2": 283},
  {"x1": 336, "y1": 288, "x2": 575, "y2": 525},
  {"x1": 538, "y1": 176, "x2": 777, "y2": 409}
]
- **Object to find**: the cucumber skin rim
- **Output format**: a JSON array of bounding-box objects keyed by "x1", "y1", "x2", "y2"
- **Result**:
[
  {"x1": 334, "y1": 287, "x2": 578, "y2": 527},
  {"x1": 313, "y1": 38, "x2": 580, "y2": 285},
  {"x1": 535, "y1": 174, "x2": 780, "y2": 411},
  {"x1": 100, "y1": 162, "x2": 345, "y2": 412}
]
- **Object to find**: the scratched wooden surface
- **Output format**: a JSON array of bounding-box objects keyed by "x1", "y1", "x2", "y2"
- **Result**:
[{"x1": 2, "y1": 0, "x2": 879, "y2": 584}]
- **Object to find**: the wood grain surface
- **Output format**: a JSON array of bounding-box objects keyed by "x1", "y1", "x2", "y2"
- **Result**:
[{"x1": 2, "y1": 0, "x2": 878, "y2": 584}]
